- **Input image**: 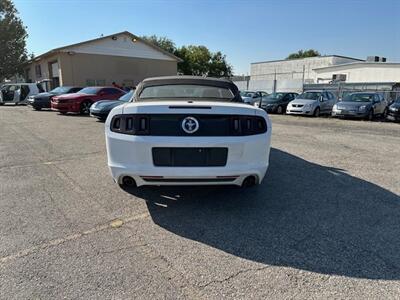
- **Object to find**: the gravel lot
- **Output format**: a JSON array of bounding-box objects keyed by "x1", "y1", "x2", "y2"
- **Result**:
[{"x1": 0, "y1": 105, "x2": 399, "y2": 299}]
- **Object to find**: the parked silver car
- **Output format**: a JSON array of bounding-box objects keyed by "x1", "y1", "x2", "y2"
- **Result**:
[
  {"x1": 332, "y1": 92, "x2": 388, "y2": 120},
  {"x1": 240, "y1": 90, "x2": 268, "y2": 105},
  {"x1": 286, "y1": 90, "x2": 337, "y2": 117}
]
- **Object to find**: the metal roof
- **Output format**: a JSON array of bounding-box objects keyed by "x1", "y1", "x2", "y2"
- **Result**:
[
  {"x1": 313, "y1": 62, "x2": 400, "y2": 71},
  {"x1": 251, "y1": 55, "x2": 364, "y2": 65},
  {"x1": 29, "y1": 31, "x2": 182, "y2": 63}
]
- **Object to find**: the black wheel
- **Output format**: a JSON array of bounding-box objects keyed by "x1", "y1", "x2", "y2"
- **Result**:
[
  {"x1": 313, "y1": 107, "x2": 320, "y2": 117},
  {"x1": 367, "y1": 109, "x2": 374, "y2": 121},
  {"x1": 276, "y1": 105, "x2": 284, "y2": 114},
  {"x1": 80, "y1": 101, "x2": 92, "y2": 114},
  {"x1": 0, "y1": 103, "x2": 4, "y2": 106}
]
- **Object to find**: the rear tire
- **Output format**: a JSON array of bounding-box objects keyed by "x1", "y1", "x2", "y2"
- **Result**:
[
  {"x1": 313, "y1": 107, "x2": 320, "y2": 117},
  {"x1": 80, "y1": 101, "x2": 92, "y2": 114},
  {"x1": 277, "y1": 105, "x2": 283, "y2": 114}
]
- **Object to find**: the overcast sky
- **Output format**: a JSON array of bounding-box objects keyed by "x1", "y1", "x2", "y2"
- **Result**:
[{"x1": 14, "y1": 0, "x2": 400, "y2": 75}]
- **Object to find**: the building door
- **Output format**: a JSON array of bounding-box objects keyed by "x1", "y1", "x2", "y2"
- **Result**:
[{"x1": 49, "y1": 61, "x2": 60, "y2": 89}]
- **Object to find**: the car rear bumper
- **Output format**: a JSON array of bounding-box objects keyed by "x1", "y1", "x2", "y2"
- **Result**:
[{"x1": 106, "y1": 133, "x2": 271, "y2": 187}]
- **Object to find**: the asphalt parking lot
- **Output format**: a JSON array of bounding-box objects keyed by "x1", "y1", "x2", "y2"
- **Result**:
[{"x1": 0, "y1": 106, "x2": 399, "y2": 299}]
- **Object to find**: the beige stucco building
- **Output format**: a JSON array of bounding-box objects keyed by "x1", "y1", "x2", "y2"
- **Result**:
[{"x1": 25, "y1": 31, "x2": 181, "y2": 89}]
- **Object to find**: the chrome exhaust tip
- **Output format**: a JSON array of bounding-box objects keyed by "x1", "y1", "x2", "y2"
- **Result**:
[
  {"x1": 241, "y1": 175, "x2": 257, "y2": 188},
  {"x1": 121, "y1": 176, "x2": 136, "y2": 187}
]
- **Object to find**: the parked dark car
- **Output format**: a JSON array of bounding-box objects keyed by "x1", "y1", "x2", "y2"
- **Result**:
[
  {"x1": 258, "y1": 92, "x2": 298, "y2": 114},
  {"x1": 28, "y1": 86, "x2": 82, "y2": 110},
  {"x1": 332, "y1": 92, "x2": 388, "y2": 120},
  {"x1": 90, "y1": 90, "x2": 134, "y2": 121},
  {"x1": 387, "y1": 97, "x2": 400, "y2": 122}
]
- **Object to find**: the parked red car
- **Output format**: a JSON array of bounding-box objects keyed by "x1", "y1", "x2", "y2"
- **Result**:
[{"x1": 51, "y1": 86, "x2": 126, "y2": 114}]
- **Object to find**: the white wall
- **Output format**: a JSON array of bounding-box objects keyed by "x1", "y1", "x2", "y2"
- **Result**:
[
  {"x1": 314, "y1": 64, "x2": 400, "y2": 83},
  {"x1": 232, "y1": 79, "x2": 303, "y2": 93},
  {"x1": 250, "y1": 56, "x2": 361, "y2": 83}
]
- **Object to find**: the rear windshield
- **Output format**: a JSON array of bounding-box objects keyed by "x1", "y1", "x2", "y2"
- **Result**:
[{"x1": 139, "y1": 84, "x2": 234, "y2": 101}]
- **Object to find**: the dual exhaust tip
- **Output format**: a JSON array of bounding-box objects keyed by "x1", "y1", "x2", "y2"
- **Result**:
[{"x1": 120, "y1": 175, "x2": 257, "y2": 188}]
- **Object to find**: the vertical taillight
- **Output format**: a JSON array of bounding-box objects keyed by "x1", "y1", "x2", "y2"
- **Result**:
[
  {"x1": 112, "y1": 116, "x2": 121, "y2": 131},
  {"x1": 126, "y1": 117, "x2": 133, "y2": 131},
  {"x1": 230, "y1": 116, "x2": 267, "y2": 135},
  {"x1": 232, "y1": 117, "x2": 240, "y2": 134},
  {"x1": 139, "y1": 117, "x2": 147, "y2": 131},
  {"x1": 110, "y1": 115, "x2": 150, "y2": 135}
]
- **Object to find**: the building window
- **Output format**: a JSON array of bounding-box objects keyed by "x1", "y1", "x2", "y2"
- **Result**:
[
  {"x1": 35, "y1": 65, "x2": 42, "y2": 77},
  {"x1": 86, "y1": 79, "x2": 106, "y2": 86},
  {"x1": 86, "y1": 79, "x2": 95, "y2": 86}
]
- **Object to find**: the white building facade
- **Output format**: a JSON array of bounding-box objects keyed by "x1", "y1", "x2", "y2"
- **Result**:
[
  {"x1": 250, "y1": 55, "x2": 363, "y2": 83},
  {"x1": 313, "y1": 62, "x2": 400, "y2": 83}
]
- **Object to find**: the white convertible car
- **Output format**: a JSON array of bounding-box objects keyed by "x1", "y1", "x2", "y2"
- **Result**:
[{"x1": 105, "y1": 76, "x2": 272, "y2": 188}]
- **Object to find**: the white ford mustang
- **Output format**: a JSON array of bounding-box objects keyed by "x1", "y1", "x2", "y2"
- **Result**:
[{"x1": 105, "y1": 76, "x2": 272, "y2": 188}]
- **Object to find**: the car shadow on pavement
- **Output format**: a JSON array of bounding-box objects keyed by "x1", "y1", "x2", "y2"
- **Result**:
[
  {"x1": 122, "y1": 148, "x2": 400, "y2": 280},
  {"x1": 56, "y1": 113, "x2": 90, "y2": 118}
]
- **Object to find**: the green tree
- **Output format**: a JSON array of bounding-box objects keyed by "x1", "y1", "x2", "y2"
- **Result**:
[
  {"x1": 141, "y1": 35, "x2": 176, "y2": 54},
  {"x1": 209, "y1": 51, "x2": 232, "y2": 77},
  {"x1": 176, "y1": 45, "x2": 211, "y2": 76},
  {"x1": 0, "y1": 0, "x2": 28, "y2": 81},
  {"x1": 142, "y1": 34, "x2": 233, "y2": 77},
  {"x1": 286, "y1": 49, "x2": 321, "y2": 60},
  {"x1": 175, "y1": 45, "x2": 232, "y2": 77}
]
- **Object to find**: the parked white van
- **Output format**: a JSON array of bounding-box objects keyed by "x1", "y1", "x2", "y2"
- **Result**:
[{"x1": 0, "y1": 83, "x2": 44, "y2": 105}]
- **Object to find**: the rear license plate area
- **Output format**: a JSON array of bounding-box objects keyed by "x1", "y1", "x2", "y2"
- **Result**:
[{"x1": 152, "y1": 147, "x2": 228, "y2": 167}]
